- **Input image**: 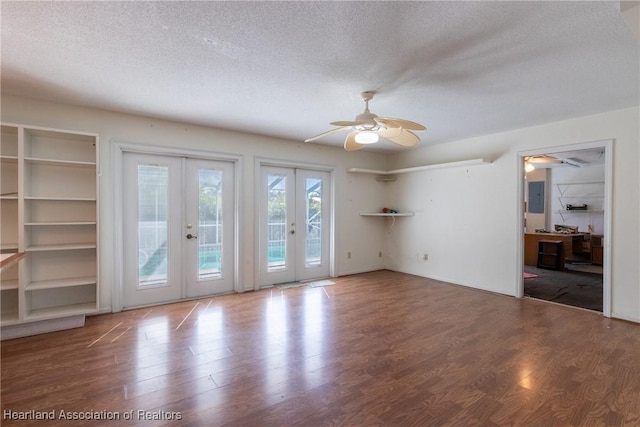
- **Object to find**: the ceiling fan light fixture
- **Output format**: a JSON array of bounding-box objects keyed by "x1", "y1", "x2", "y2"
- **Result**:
[
  {"x1": 355, "y1": 131, "x2": 379, "y2": 144},
  {"x1": 524, "y1": 161, "x2": 535, "y2": 173}
]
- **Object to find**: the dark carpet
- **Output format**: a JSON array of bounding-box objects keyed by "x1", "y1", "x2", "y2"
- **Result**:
[{"x1": 524, "y1": 265, "x2": 603, "y2": 312}]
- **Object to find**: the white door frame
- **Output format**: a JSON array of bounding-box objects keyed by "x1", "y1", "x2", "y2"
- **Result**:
[
  {"x1": 112, "y1": 141, "x2": 243, "y2": 312},
  {"x1": 254, "y1": 157, "x2": 336, "y2": 290},
  {"x1": 516, "y1": 139, "x2": 613, "y2": 317}
]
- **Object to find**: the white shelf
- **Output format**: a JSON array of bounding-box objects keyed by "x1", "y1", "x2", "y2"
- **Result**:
[
  {"x1": 25, "y1": 196, "x2": 96, "y2": 202},
  {"x1": 24, "y1": 157, "x2": 96, "y2": 168},
  {"x1": 555, "y1": 195, "x2": 603, "y2": 199},
  {"x1": 26, "y1": 276, "x2": 97, "y2": 291},
  {"x1": 556, "y1": 181, "x2": 604, "y2": 186},
  {"x1": 25, "y1": 221, "x2": 97, "y2": 226},
  {"x1": 348, "y1": 158, "x2": 490, "y2": 175},
  {"x1": 360, "y1": 212, "x2": 415, "y2": 217},
  {"x1": 26, "y1": 302, "x2": 97, "y2": 321},
  {"x1": 554, "y1": 210, "x2": 604, "y2": 214},
  {"x1": 26, "y1": 243, "x2": 96, "y2": 252}
]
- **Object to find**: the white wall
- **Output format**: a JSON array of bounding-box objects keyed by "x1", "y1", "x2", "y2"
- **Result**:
[
  {"x1": 1, "y1": 95, "x2": 390, "y2": 312},
  {"x1": 3, "y1": 95, "x2": 639, "y2": 323},
  {"x1": 386, "y1": 106, "x2": 640, "y2": 322}
]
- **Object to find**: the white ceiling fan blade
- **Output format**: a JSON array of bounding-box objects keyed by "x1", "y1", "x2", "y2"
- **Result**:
[
  {"x1": 330, "y1": 120, "x2": 360, "y2": 127},
  {"x1": 378, "y1": 126, "x2": 403, "y2": 138},
  {"x1": 305, "y1": 126, "x2": 348, "y2": 142},
  {"x1": 527, "y1": 155, "x2": 577, "y2": 168},
  {"x1": 381, "y1": 129, "x2": 420, "y2": 147},
  {"x1": 377, "y1": 117, "x2": 426, "y2": 131},
  {"x1": 344, "y1": 131, "x2": 365, "y2": 151},
  {"x1": 527, "y1": 155, "x2": 562, "y2": 164},
  {"x1": 374, "y1": 117, "x2": 402, "y2": 129}
]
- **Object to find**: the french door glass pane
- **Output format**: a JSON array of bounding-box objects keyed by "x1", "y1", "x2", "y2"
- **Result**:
[
  {"x1": 267, "y1": 174, "x2": 287, "y2": 271},
  {"x1": 305, "y1": 177, "x2": 322, "y2": 267},
  {"x1": 198, "y1": 168, "x2": 223, "y2": 280},
  {"x1": 137, "y1": 164, "x2": 168, "y2": 287}
]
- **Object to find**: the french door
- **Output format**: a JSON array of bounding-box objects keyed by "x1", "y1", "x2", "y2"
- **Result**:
[
  {"x1": 122, "y1": 152, "x2": 235, "y2": 308},
  {"x1": 259, "y1": 166, "x2": 331, "y2": 286}
]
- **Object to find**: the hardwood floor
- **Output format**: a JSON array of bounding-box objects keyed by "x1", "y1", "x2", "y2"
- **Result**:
[{"x1": 2, "y1": 270, "x2": 639, "y2": 426}]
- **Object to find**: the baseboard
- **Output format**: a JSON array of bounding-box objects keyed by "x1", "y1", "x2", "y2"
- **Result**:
[
  {"x1": 337, "y1": 267, "x2": 386, "y2": 277},
  {"x1": 386, "y1": 268, "x2": 516, "y2": 297},
  {"x1": 611, "y1": 312, "x2": 640, "y2": 324}
]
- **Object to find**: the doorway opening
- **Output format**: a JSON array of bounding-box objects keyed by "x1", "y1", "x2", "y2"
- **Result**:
[{"x1": 518, "y1": 140, "x2": 612, "y2": 316}]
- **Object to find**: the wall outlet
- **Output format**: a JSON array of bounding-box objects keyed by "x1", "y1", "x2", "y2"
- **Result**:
[
  {"x1": 423, "y1": 253, "x2": 429, "y2": 261},
  {"x1": 347, "y1": 251, "x2": 351, "y2": 259},
  {"x1": 379, "y1": 251, "x2": 382, "y2": 258}
]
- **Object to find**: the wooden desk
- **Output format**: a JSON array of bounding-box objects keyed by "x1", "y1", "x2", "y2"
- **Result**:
[
  {"x1": 524, "y1": 233, "x2": 585, "y2": 266},
  {"x1": 587, "y1": 234, "x2": 603, "y2": 265}
]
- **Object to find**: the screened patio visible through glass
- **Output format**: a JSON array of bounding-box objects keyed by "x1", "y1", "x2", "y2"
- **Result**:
[
  {"x1": 197, "y1": 168, "x2": 224, "y2": 280},
  {"x1": 305, "y1": 177, "x2": 322, "y2": 267},
  {"x1": 267, "y1": 174, "x2": 287, "y2": 271},
  {"x1": 137, "y1": 164, "x2": 168, "y2": 287}
]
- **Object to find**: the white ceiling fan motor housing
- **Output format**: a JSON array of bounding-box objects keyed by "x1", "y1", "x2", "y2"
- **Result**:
[{"x1": 356, "y1": 91, "x2": 382, "y2": 131}]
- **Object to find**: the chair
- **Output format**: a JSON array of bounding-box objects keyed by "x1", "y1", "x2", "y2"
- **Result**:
[{"x1": 537, "y1": 240, "x2": 564, "y2": 270}]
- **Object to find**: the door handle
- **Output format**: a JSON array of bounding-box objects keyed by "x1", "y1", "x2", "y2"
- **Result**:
[{"x1": 186, "y1": 233, "x2": 198, "y2": 239}]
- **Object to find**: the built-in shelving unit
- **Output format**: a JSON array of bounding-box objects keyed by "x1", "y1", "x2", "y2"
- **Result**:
[{"x1": 0, "y1": 123, "x2": 99, "y2": 338}]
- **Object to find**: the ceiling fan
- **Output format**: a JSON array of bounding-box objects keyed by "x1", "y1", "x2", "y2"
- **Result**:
[
  {"x1": 305, "y1": 91, "x2": 427, "y2": 151},
  {"x1": 525, "y1": 155, "x2": 579, "y2": 172}
]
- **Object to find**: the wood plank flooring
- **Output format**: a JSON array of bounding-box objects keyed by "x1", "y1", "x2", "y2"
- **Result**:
[{"x1": 2, "y1": 270, "x2": 640, "y2": 426}]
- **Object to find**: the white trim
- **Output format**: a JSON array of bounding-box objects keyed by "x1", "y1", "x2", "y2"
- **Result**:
[
  {"x1": 347, "y1": 158, "x2": 489, "y2": 175},
  {"x1": 254, "y1": 157, "x2": 337, "y2": 290},
  {"x1": 610, "y1": 312, "x2": 640, "y2": 324},
  {"x1": 110, "y1": 139, "x2": 243, "y2": 163},
  {"x1": 517, "y1": 139, "x2": 613, "y2": 317},
  {"x1": 111, "y1": 140, "x2": 243, "y2": 312},
  {"x1": 258, "y1": 156, "x2": 337, "y2": 172},
  {"x1": 515, "y1": 155, "x2": 525, "y2": 299},
  {"x1": 111, "y1": 143, "x2": 123, "y2": 312}
]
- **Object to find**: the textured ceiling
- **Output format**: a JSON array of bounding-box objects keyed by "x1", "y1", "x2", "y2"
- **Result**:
[{"x1": 1, "y1": 1, "x2": 639, "y2": 152}]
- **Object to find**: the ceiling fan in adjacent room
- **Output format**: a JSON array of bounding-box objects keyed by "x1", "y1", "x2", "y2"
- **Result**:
[
  {"x1": 305, "y1": 91, "x2": 427, "y2": 151},
  {"x1": 524, "y1": 154, "x2": 580, "y2": 172}
]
